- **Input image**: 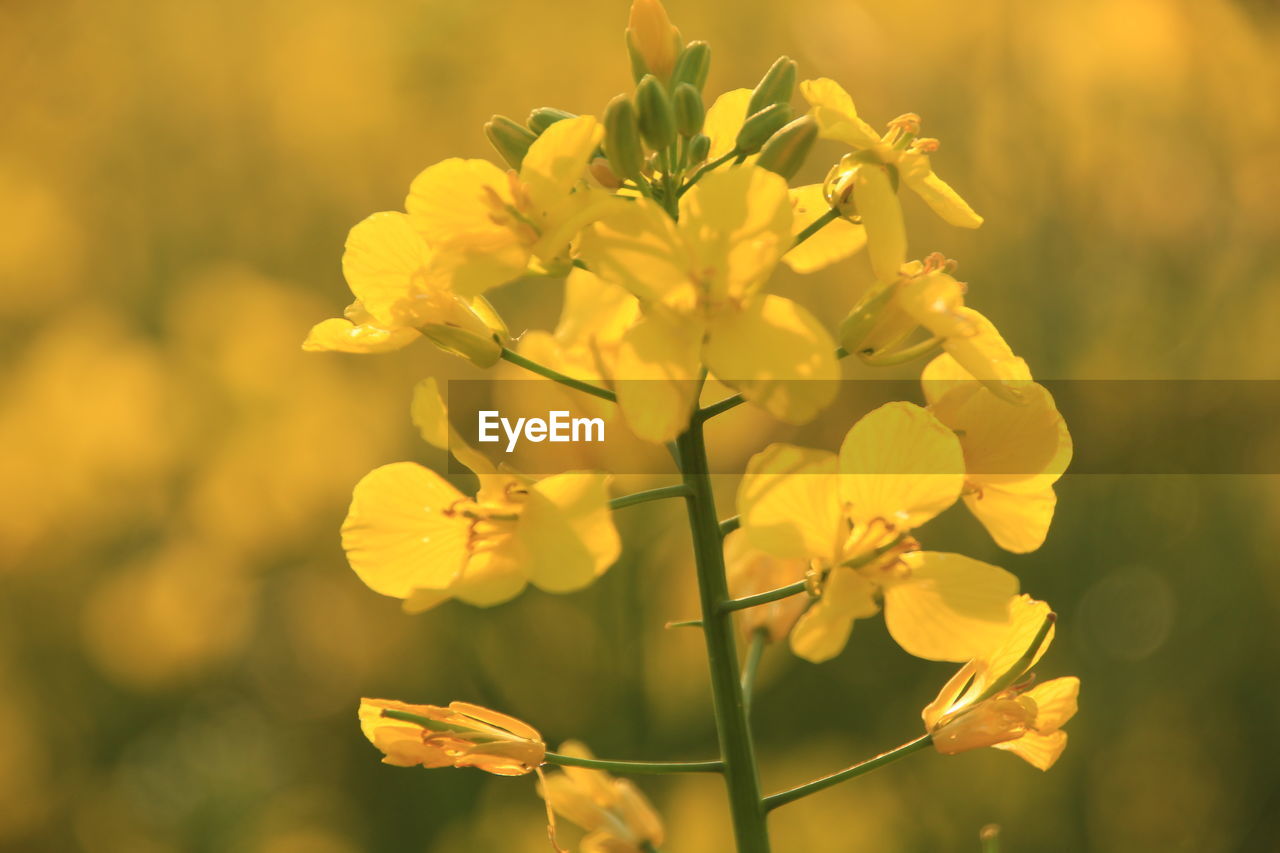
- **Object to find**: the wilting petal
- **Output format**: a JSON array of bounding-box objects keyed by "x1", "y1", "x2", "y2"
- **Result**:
[
  {"x1": 964, "y1": 485, "x2": 1057, "y2": 554},
  {"x1": 738, "y1": 443, "x2": 842, "y2": 560},
  {"x1": 789, "y1": 567, "x2": 879, "y2": 663},
  {"x1": 703, "y1": 88, "x2": 754, "y2": 163},
  {"x1": 705, "y1": 295, "x2": 839, "y2": 425},
  {"x1": 613, "y1": 313, "x2": 702, "y2": 443},
  {"x1": 980, "y1": 595, "x2": 1057, "y2": 686},
  {"x1": 992, "y1": 729, "x2": 1068, "y2": 771},
  {"x1": 520, "y1": 473, "x2": 619, "y2": 592},
  {"x1": 838, "y1": 402, "x2": 965, "y2": 530},
  {"x1": 899, "y1": 149, "x2": 983, "y2": 228},
  {"x1": 302, "y1": 317, "x2": 420, "y2": 353},
  {"x1": 800, "y1": 78, "x2": 882, "y2": 150},
  {"x1": 882, "y1": 551, "x2": 1019, "y2": 661},
  {"x1": 341, "y1": 463, "x2": 471, "y2": 598},
  {"x1": 782, "y1": 184, "x2": 867, "y2": 273}
]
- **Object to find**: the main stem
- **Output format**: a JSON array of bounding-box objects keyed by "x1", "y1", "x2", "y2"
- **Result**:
[{"x1": 676, "y1": 417, "x2": 771, "y2": 853}]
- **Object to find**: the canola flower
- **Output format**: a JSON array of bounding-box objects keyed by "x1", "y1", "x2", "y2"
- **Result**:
[{"x1": 309, "y1": 2, "x2": 1079, "y2": 849}]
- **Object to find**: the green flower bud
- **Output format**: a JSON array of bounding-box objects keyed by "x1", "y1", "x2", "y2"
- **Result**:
[
  {"x1": 672, "y1": 83, "x2": 704, "y2": 138},
  {"x1": 688, "y1": 133, "x2": 711, "y2": 164},
  {"x1": 735, "y1": 103, "x2": 793, "y2": 154},
  {"x1": 670, "y1": 41, "x2": 711, "y2": 91},
  {"x1": 755, "y1": 115, "x2": 818, "y2": 179},
  {"x1": 604, "y1": 94, "x2": 645, "y2": 181},
  {"x1": 838, "y1": 280, "x2": 897, "y2": 353},
  {"x1": 635, "y1": 74, "x2": 677, "y2": 151},
  {"x1": 484, "y1": 116, "x2": 537, "y2": 170},
  {"x1": 527, "y1": 107, "x2": 577, "y2": 135},
  {"x1": 747, "y1": 56, "x2": 798, "y2": 116}
]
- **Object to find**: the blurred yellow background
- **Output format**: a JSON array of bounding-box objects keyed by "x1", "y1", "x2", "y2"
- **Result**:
[{"x1": 3, "y1": 0, "x2": 1279, "y2": 850}]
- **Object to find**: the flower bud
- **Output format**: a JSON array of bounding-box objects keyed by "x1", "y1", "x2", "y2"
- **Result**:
[
  {"x1": 670, "y1": 40, "x2": 711, "y2": 91},
  {"x1": 603, "y1": 94, "x2": 645, "y2": 181},
  {"x1": 635, "y1": 74, "x2": 677, "y2": 151},
  {"x1": 527, "y1": 107, "x2": 577, "y2": 135},
  {"x1": 747, "y1": 56, "x2": 797, "y2": 116},
  {"x1": 626, "y1": 0, "x2": 681, "y2": 83},
  {"x1": 838, "y1": 280, "x2": 898, "y2": 353},
  {"x1": 484, "y1": 115, "x2": 537, "y2": 170},
  {"x1": 755, "y1": 115, "x2": 817, "y2": 179},
  {"x1": 589, "y1": 156, "x2": 623, "y2": 189},
  {"x1": 735, "y1": 102, "x2": 793, "y2": 154},
  {"x1": 687, "y1": 133, "x2": 711, "y2": 164},
  {"x1": 671, "y1": 83, "x2": 705, "y2": 137}
]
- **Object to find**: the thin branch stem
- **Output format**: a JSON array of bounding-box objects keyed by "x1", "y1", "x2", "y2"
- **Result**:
[
  {"x1": 763, "y1": 735, "x2": 933, "y2": 811},
  {"x1": 499, "y1": 347, "x2": 616, "y2": 402},
  {"x1": 792, "y1": 208, "x2": 840, "y2": 250},
  {"x1": 741, "y1": 628, "x2": 768, "y2": 719},
  {"x1": 719, "y1": 515, "x2": 741, "y2": 536},
  {"x1": 609, "y1": 484, "x2": 693, "y2": 511},
  {"x1": 720, "y1": 579, "x2": 809, "y2": 614},
  {"x1": 544, "y1": 752, "x2": 724, "y2": 775}
]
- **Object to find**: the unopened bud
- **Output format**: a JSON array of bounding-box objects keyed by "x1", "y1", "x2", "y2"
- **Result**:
[
  {"x1": 589, "y1": 157, "x2": 622, "y2": 189},
  {"x1": 527, "y1": 107, "x2": 577, "y2": 135},
  {"x1": 747, "y1": 56, "x2": 798, "y2": 116},
  {"x1": 603, "y1": 94, "x2": 645, "y2": 181},
  {"x1": 687, "y1": 133, "x2": 711, "y2": 164},
  {"x1": 672, "y1": 83, "x2": 705, "y2": 137},
  {"x1": 735, "y1": 102, "x2": 793, "y2": 154},
  {"x1": 670, "y1": 41, "x2": 711, "y2": 91},
  {"x1": 626, "y1": 0, "x2": 681, "y2": 82},
  {"x1": 755, "y1": 115, "x2": 817, "y2": 179},
  {"x1": 484, "y1": 116, "x2": 537, "y2": 170},
  {"x1": 635, "y1": 74, "x2": 677, "y2": 151}
]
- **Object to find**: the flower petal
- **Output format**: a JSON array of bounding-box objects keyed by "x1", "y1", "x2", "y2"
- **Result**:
[
  {"x1": 899, "y1": 149, "x2": 983, "y2": 228},
  {"x1": 341, "y1": 212, "x2": 436, "y2": 326},
  {"x1": 705, "y1": 295, "x2": 839, "y2": 425},
  {"x1": 704, "y1": 88, "x2": 754, "y2": 164},
  {"x1": 964, "y1": 485, "x2": 1057, "y2": 554},
  {"x1": 579, "y1": 197, "x2": 695, "y2": 309},
  {"x1": 613, "y1": 313, "x2": 702, "y2": 443},
  {"x1": 520, "y1": 115, "x2": 603, "y2": 215},
  {"x1": 520, "y1": 473, "x2": 619, "y2": 593},
  {"x1": 302, "y1": 317, "x2": 420, "y2": 353},
  {"x1": 738, "y1": 443, "x2": 842, "y2": 560},
  {"x1": 850, "y1": 163, "x2": 906, "y2": 282},
  {"x1": 882, "y1": 551, "x2": 1019, "y2": 661},
  {"x1": 340, "y1": 463, "x2": 471, "y2": 598},
  {"x1": 1026, "y1": 677, "x2": 1080, "y2": 733},
  {"x1": 789, "y1": 568, "x2": 879, "y2": 663},
  {"x1": 992, "y1": 730, "x2": 1068, "y2": 771},
  {"x1": 800, "y1": 78, "x2": 882, "y2": 149},
  {"x1": 781, "y1": 184, "x2": 867, "y2": 273},
  {"x1": 838, "y1": 402, "x2": 965, "y2": 530}
]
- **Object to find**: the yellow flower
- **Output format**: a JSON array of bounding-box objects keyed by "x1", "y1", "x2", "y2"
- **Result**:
[
  {"x1": 359, "y1": 698, "x2": 545, "y2": 776},
  {"x1": 627, "y1": 0, "x2": 681, "y2": 82},
  {"x1": 737, "y1": 402, "x2": 1019, "y2": 663},
  {"x1": 406, "y1": 116, "x2": 608, "y2": 295},
  {"x1": 924, "y1": 365, "x2": 1073, "y2": 553},
  {"x1": 340, "y1": 379, "x2": 620, "y2": 612},
  {"x1": 923, "y1": 596, "x2": 1080, "y2": 770},
  {"x1": 302, "y1": 212, "x2": 508, "y2": 364},
  {"x1": 579, "y1": 165, "x2": 840, "y2": 442},
  {"x1": 799, "y1": 78, "x2": 982, "y2": 279},
  {"x1": 780, "y1": 183, "x2": 867, "y2": 274},
  {"x1": 724, "y1": 529, "x2": 809, "y2": 643},
  {"x1": 540, "y1": 741, "x2": 665, "y2": 853}
]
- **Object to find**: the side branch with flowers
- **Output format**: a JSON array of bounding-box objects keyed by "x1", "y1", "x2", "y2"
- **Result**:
[{"x1": 305, "y1": 1, "x2": 1080, "y2": 850}]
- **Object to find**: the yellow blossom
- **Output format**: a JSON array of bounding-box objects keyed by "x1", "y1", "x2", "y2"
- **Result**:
[
  {"x1": 737, "y1": 402, "x2": 1020, "y2": 662},
  {"x1": 627, "y1": 0, "x2": 681, "y2": 83},
  {"x1": 924, "y1": 365, "x2": 1073, "y2": 553},
  {"x1": 798, "y1": 78, "x2": 982, "y2": 279},
  {"x1": 302, "y1": 212, "x2": 508, "y2": 364},
  {"x1": 923, "y1": 596, "x2": 1080, "y2": 770},
  {"x1": 540, "y1": 741, "x2": 665, "y2": 853},
  {"x1": 359, "y1": 698, "x2": 545, "y2": 776},
  {"x1": 406, "y1": 116, "x2": 608, "y2": 295},
  {"x1": 579, "y1": 165, "x2": 839, "y2": 442},
  {"x1": 340, "y1": 379, "x2": 620, "y2": 612}
]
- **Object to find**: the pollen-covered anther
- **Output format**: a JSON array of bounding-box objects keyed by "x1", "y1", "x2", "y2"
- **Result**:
[
  {"x1": 911, "y1": 137, "x2": 941, "y2": 154},
  {"x1": 887, "y1": 113, "x2": 922, "y2": 135}
]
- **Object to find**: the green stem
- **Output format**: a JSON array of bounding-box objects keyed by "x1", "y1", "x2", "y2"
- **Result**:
[
  {"x1": 719, "y1": 515, "x2": 741, "y2": 536},
  {"x1": 544, "y1": 752, "x2": 723, "y2": 775},
  {"x1": 499, "y1": 347, "x2": 616, "y2": 402},
  {"x1": 609, "y1": 484, "x2": 693, "y2": 511},
  {"x1": 792, "y1": 208, "x2": 840, "y2": 249},
  {"x1": 741, "y1": 628, "x2": 768, "y2": 719},
  {"x1": 721, "y1": 580, "x2": 809, "y2": 614},
  {"x1": 762, "y1": 735, "x2": 933, "y2": 811},
  {"x1": 677, "y1": 150, "x2": 739, "y2": 197},
  {"x1": 676, "y1": 417, "x2": 771, "y2": 853},
  {"x1": 858, "y1": 336, "x2": 942, "y2": 366}
]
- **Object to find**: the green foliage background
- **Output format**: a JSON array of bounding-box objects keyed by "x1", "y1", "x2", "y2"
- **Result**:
[{"x1": 2, "y1": 0, "x2": 1278, "y2": 850}]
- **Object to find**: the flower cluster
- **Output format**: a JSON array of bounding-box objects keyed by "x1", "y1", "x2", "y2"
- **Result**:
[{"x1": 308, "y1": 0, "x2": 1081, "y2": 847}]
